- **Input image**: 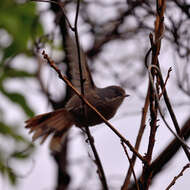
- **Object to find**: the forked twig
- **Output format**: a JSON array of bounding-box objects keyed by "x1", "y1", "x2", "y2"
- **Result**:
[
  {"x1": 121, "y1": 141, "x2": 140, "y2": 190},
  {"x1": 122, "y1": 86, "x2": 150, "y2": 190},
  {"x1": 165, "y1": 163, "x2": 190, "y2": 190},
  {"x1": 148, "y1": 65, "x2": 190, "y2": 151},
  {"x1": 140, "y1": 1, "x2": 167, "y2": 189},
  {"x1": 159, "y1": 67, "x2": 172, "y2": 98}
]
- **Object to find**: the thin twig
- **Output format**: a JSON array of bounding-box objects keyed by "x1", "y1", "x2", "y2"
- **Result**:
[
  {"x1": 140, "y1": 1, "x2": 166, "y2": 189},
  {"x1": 145, "y1": 46, "x2": 153, "y2": 68},
  {"x1": 159, "y1": 67, "x2": 172, "y2": 98},
  {"x1": 31, "y1": 0, "x2": 73, "y2": 30},
  {"x1": 140, "y1": 66, "x2": 158, "y2": 190},
  {"x1": 129, "y1": 118, "x2": 190, "y2": 190},
  {"x1": 34, "y1": 43, "x2": 53, "y2": 104},
  {"x1": 73, "y1": 0, "x2": 85, "y2": 96},
  {"x1": 122, "y1": 27, "x2": 154, "y2": 190},
  {"x1": 32, "y1": 0, "x2": 109, "y2": 188},
  {"x1": 72, "y1": 1, "x2": 108, "y2": 189},
  {"x1": 41, "y1": 50, "x2": 147, "y2": 164},
  {"x1": 148, "y1": 65, "x2": 190, "y2": 151},
  {"x1": 144, "y1": 0, "x2": 190, "y2": 162},
  {"x1": 121, "y1": 141, "x2": 140, "y2": 190},
  {"x1": 122, "y1": 86, "x2": 150, "y2": 190},
  {"x1": 165, "y1": 163, "x2": 190, "y2": 190}
]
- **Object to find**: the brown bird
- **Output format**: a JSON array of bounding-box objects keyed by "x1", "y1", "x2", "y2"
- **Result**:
[{"x1": 25, "y1": 32, "x2": 128, "y2": 152}]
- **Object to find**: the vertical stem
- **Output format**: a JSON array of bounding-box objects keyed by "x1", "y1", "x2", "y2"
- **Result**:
[
  {"x1": 121, "y1": 86, "x2": 150, "y2": 190},
  {"x1": 140, "y1": 67, "x2": 158, "y2": 190},
  {"x1": 73, "y1": 1, "x2": 108, "y2": 189},
  {"x1": 140, "y1": 1, "x2": 166, "y2": 189}
]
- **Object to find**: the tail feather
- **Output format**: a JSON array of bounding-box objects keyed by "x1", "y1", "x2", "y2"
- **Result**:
[
  {"x1": 40, "y1": 131, "x2": 52, "y2": 145},
  {"x1": 50, "y1": 129, "x2": 69, "y2": 152},
  {"x1": 25, "y1": 108, "x2": 74, "y2": 151}
]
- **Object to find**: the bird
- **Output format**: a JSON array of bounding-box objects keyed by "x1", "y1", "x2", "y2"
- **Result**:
[{"x1": 25, "y1": 30, "x2": 128, "y2": 152}]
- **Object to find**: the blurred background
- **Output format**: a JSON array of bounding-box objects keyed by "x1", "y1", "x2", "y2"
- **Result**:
[{"x1": 0, "y1": 0, "x2": 190, "y2": 190}]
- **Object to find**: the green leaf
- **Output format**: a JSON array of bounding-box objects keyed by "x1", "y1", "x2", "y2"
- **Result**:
[
  {"x1": 10, "y1": 145, "x2": 34, "y2": 160},
  {"x1": 0, "y1": 159, "x2": 6, "y2": 174},
  {"x1": 0, "y1": 121, "x2": 14, "y2": 135},
  {"x1": 6, "y1": 68, "x2": 34, "y2": 78},
  {"x1": 0, "y1": 87, "x2": 34, "y2": 117},
  {"x1": 0, "y1": 1, "x2": 43, "y2": 60},
  {"x1": 11, "y1": 151, "x2": 29, "y2": 159},
  {"x1": 0, "y1": 121, "x2": 26, "y2": 142},
  {"x1": 0, "y1": 0, "x2": 42, "y2": 186},
  {"x1": 0, "y1": 66, "x2": 35, "y2": 83},
  {"x1": 7, "y1": 167, "x2": 17, "y2": 185},
  {"x1": 0, "y1": 158, "x2": 17, "y2": 185}
]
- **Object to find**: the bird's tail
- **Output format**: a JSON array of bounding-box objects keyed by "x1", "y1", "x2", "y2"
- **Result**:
[{"x1": 25, "y1": 108, "x2": 74, "y2": 152}]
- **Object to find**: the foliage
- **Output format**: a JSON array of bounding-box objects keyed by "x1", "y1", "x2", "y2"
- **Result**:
[
  {"x1": 0, "y1": 0, "x2": 43, "y2": 185},
  {"x1": 0, "y1": 0, "x2": 190, "y2": 189}
]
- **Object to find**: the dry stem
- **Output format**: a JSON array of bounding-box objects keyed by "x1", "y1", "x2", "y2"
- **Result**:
[{"x1": 42, "y1": 51, "x2": 147, "y2": 163}]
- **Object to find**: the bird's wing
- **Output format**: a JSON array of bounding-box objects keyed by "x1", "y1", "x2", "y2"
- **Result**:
[{"x1": 65, "y1": 32, "x2": 95, "y2": 93}]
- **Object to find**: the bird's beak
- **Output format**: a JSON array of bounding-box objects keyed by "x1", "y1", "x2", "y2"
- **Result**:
[{"x1": 123, "y1": 94, "x2": 130, "y2": 98}]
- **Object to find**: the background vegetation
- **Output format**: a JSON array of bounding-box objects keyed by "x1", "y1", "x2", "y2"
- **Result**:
[{"x1": 0, "y1": 0, "x2": 190, "y2": 189}]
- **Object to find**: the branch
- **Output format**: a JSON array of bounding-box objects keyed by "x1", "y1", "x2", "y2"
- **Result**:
[
  {"x1": 159, "y1": 67, "x2": 172, "y2": 98},
  {"x1": 121, "y1": 141, "x2": 140, "y2": 190},
  {"x1": 72, "y1": 1, "x2": 108, "y2": 189},
  {"x1": 41, "y1": 50, "x2": 147, "y2": 164},
  {"x1": 129, "y1": 117, "x2": 190, "y2": 190},
  {"x1": 121, "y1": 86, "x2": 150, "y2": 190},
  {"x1": 165, "y1": 163, "x2": 190, "y2": 190},
  {"x1": 32, "y1": 0, "x2": 109, "y2": 188},
  {"x1": 140, "y1": 1, "x2": 166, "y2": 189},
  {"x1": 148, "y1": 65, "x2": 190, "y2": 151}
]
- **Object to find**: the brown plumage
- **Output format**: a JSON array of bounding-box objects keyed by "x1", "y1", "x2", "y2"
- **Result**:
[
  {"x1": 25, "y1": 109, "x2": 74, "y2": 151},
  {"x1": 25, "y1": 31, "x2": 127, "y2": 152}
]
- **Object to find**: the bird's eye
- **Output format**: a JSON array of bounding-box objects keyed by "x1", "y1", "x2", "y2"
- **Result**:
[
  {"x1": 110, "y1": 87, "x2": 124, "y2": 98},
  {"x1": 114, "y1": 89, "x2": 123, "y2": 97}
]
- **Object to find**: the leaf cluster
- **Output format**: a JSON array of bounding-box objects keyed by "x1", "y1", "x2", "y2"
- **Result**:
[{"x1": 0, "y1": 0, "x2": 43, "y2": 185}]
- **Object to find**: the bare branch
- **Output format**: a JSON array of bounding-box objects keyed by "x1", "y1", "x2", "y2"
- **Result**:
[
  {"x1": 42, "y1": 50, "x2": 147, "y2": 163},
  {"x1": 121, "y1": 140, "x2": 140, "y2": 190},
  {"x1": 148, "y1": 65, "x2": 190, "y2": 151},
  {"x1": 165, "y1": 163, "x2": 190, "y2": 190},
  {"x1": 122, "y1": 87, "x2": 150, "y2": 190},
  {"x1": 72, "y1": 1, "x2": 108, "y2": 189}
]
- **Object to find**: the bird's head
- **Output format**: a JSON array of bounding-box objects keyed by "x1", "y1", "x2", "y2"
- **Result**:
[{"x1": 102, "y1": 86, "x2": 129, "y2": 100}]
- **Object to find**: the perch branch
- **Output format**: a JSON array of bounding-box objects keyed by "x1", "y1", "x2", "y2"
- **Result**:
[{"x1": 42, "y1": 50, "x2": 147, "y2": 164}]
